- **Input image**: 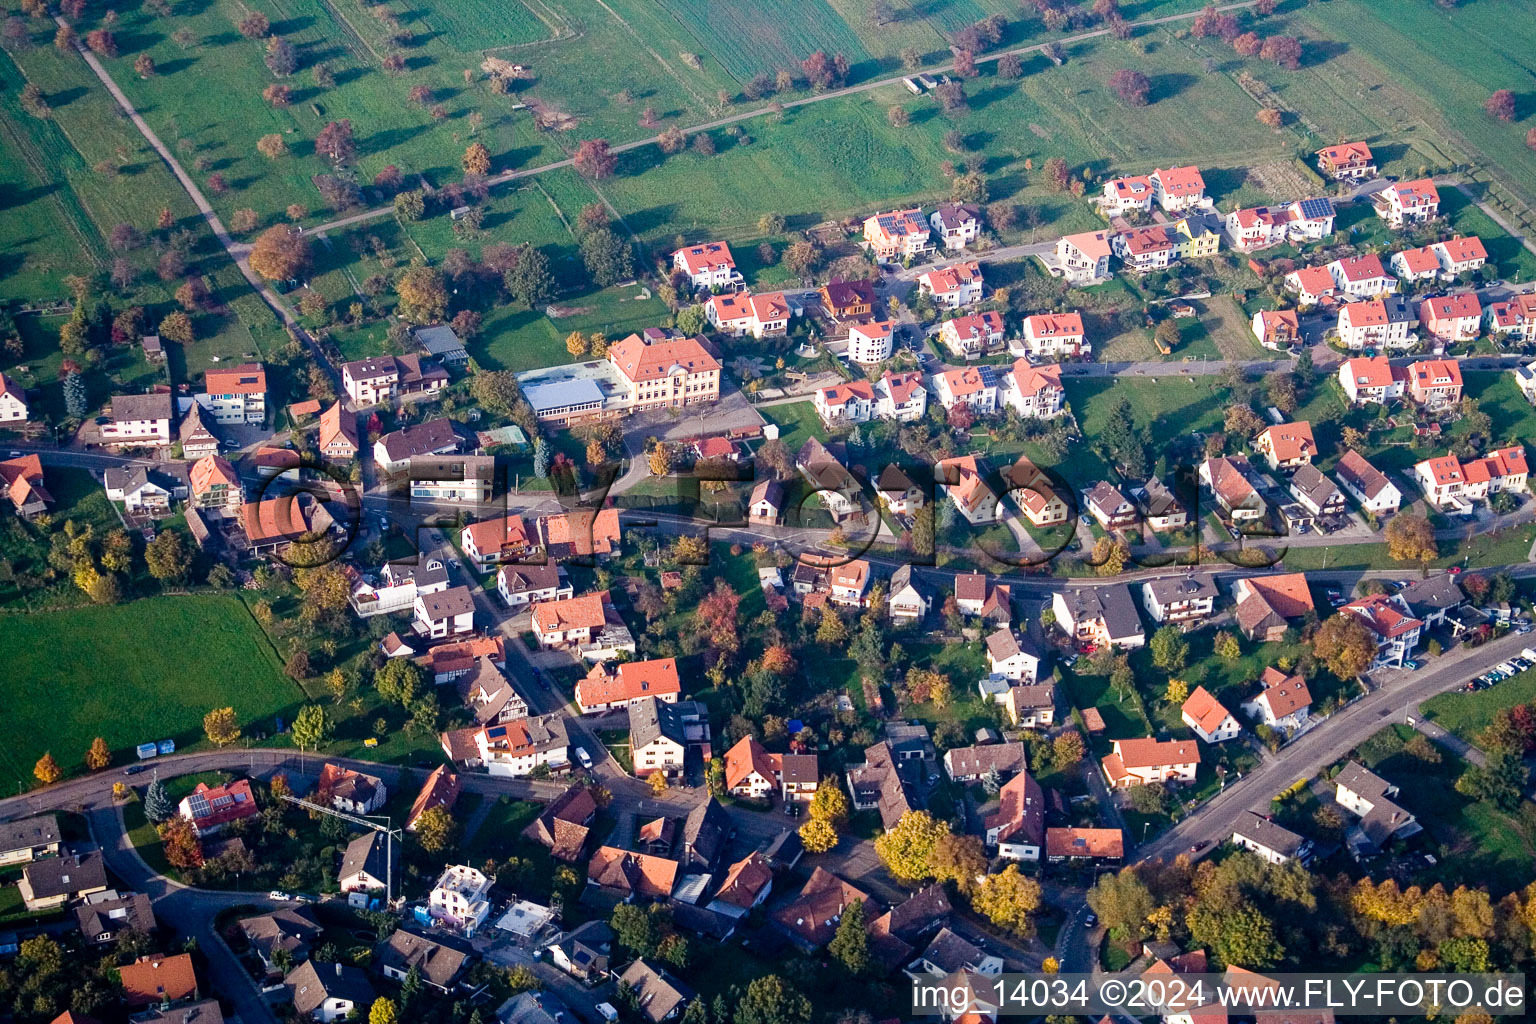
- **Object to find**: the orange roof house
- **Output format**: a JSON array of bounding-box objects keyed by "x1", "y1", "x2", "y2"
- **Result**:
[
  {"x1": 530, "y1": 590, "x2": 611, "y2": 636},
  {"x1": 1181, "y1": 686, "x2": 1236, "y2": 739},
  {"x1": 204, "y1": 363, "x2": 267, "y2": 395},
  {"x1": 608, "y1": 332, "x2": 720, "y2": 382},
  {"x1": 118, "y1": 953, "x2": 199, "y2": 1007},
  {"x1": 1255, "y1": 421, "x2": 1316, "y2": 468},
  {"x1": 587, "y1": 846, "x2": 677, "y2": 899},
  {"x1": 538, "y1": 508, "x2": 621, "y2": 559},
  {"x1": 319, "y1": 400, "x2": 359, "y2": 458},
  {"x1": 724, "y1": 736, "x2": 780, "y2": 795},
  {"x1": 1045, "y1": 827, "x2": 1124, "y2": 860},
  {"x1": 406, "y1": 764, "x2": 460, "y2": 830},
  {"x1": 576, "y1": 657, "x2": 681, "y2": 713},
  {"x1": 0, "y1": 454, "x2": 52, "y2": 517}
]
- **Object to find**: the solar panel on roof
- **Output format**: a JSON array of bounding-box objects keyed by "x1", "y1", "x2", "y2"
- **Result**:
[{"x1": 1297, "y1": 197, "x2": 1334, "y2": 220}]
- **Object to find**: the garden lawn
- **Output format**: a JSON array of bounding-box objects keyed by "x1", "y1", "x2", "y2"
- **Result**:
[
  {"x1": 0, "y1": 596, "x2": 303, "y2": 785},
  {"x1": 1354, "y1": 724, "x2": 1536, "y2": 894},
  {"x1": 1421, "y1": 668, "x2": 1536, "y2": 748}
]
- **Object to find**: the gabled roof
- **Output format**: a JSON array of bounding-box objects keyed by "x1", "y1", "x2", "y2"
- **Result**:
[
  {"x1": 1112, "y1": 737, "x2": 1200, "y2": 769},
  {"x1": 818, "y1": 379, "x2": 875, "y2": 407},
  {"x1": 587, "y1": 846, "x2": 677, "y2": 898},
  {"x1": 672, "y1": 241, "x2": 735, "y2": 275},
  {"x1": 880, "y1": 369, "x2": 925, "y2": 405},
  {"x1": 1152, "y1": 165, "x2": 1205, "y2": 197},
  {"x1": 1061, "y1": 230, "x2": 1113, "y2": 260},
  {"x1": 1330, "y1": 253, "x2": 1387, "y2": 283},
  {"x1": 1317, "y1": 141, "x2": 1372, "y2": 164},
  {"x1": 204, "y1": 362, "x2": 267, "y2": 395},
  {"x1": 119, "y1": 953, "x2": 198, "y2": 1006},
  {"x1": 1422, "y1": 292, "x2": 1482, "y2": 321},
  {"x1": 1336, "y1": 449, "x2": 1393, "y2": 499},
  {"x1": 376, "y1": 929, "x2": 470, "y2": 989},
  {"x1": 1254, "y1": 666, "x2": 1311, "y2": 718},
  {"x1": 608, "y1": 332, "x2": 720, "y2": 381},
  {"x1": 772, "y1": 867, "x2": 870, "y2": 948},
  {"x1": 1011, "y1": 360, "x2": 1063, "y2": 399},
  {"x1": 407, "y1": 764, "x2": 460, "y2": 828},
  {"x1": 918, "y1": 261, "x2": 982, "y2": 294},
  {"x1": 285, "y1": 960, "x2": 373, "y2": 1015},
  {"x1": 1257, "y1": 421, "x2": 1315, "y2": 462},
  {"x1": 189, "y1": 454, "x2": 239, "y2": 495},
  {"x1": 531, "y1": 590, "x2": 610, "y2": 633},
  {"x1": 579, "y1": 657, "x2": 680, "y2": 708},
  {"x1": 1287, "y1": 265, "x2": 1336, "y2": 295},
  {"x1": 1181, "y1": 686, "x2": 1234, "y2": 735},
  {"x1": 1394, "y1": 245, "x2": 1440, "y2": 275},
  {"x1": 1236, "y1": 573, "x2": 1314, "y2": 619},
  {"x1": 983, "y1": 770, "x2": 1044, "y2": 847},
  {"x1": 1045, "y1": 827, "x2": 1124, "y2": 858},
  {"x1": 1234, "y1": 811, "x2": 1308, "y2": 858},
  {"x1": 713, "y1": 852, "x2": 774, "y2": 909}
]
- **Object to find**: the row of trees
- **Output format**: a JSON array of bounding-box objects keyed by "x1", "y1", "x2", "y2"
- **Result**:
[{"x1": 1090, "y1": 848, "x2": 1536, "y2": 974}]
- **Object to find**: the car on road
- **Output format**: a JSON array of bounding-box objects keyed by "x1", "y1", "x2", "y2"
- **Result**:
[
  {"x1": 575, "y1": 747, "x2": 593, "y2": 769},
  {"x1": 123, "y1": 764, "x2": 147, "y2": 775},
  {"x1": 268, "y1": 890, "x2": 293, "y2": 901},
  {"x1": 1084, "y1": 912, "x2": 1098, "y2": 927},
  {"x1": 7, "y1": 451, "x2": 20, "y2": 458},
  {"x1": 1448, "y1": 565, "x2": 1464, "y2": 574}
]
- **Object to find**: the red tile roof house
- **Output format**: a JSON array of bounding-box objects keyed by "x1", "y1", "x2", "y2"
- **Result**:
[
  {"x1": 1373, "y1": 177, "x2": 1440, "y2": 227},
  {"x1": 846, "y1": 319, "x2": 895, "y2": 364},
  {"x1": 954, "y1": 571, "x2": 1011, "y2": 622},
  {"x1": 1433, "y1": 235, "x2": 1488, "y2": 278},
  {"x1": 1052, "y1": 230, "x2": 1113, "y2": 284},
  {"x1": 1112, "y1": 225, "x2": 1176, "y2": 273},
  {"x1": 1180, "y1": 686, "x2": 1241, "y2": 743},
  {"x1": 813, "y1": 380, "x2": 875, "y2": 427},
  {"x1": 827, "y1": 558, "x2": 872, "y2": 608},
  {"x1": 704, "y1": 291, "x2": 791, "y2": 338},
  {"x1": 862, "y1": 208, "x2": 933, "y2": 262},
  {"x1": 875, "y1": 369, "x2": 927, "y2": 421},
  {"x1": 1340, "y1": 593, "x2": 1424, "y2": 668},
  {"x1": 1101, "y1": 737, "x2": 1200, "y2": 788},
  {"x1": 530, "y1": 590, "x2": 614, "y2": 648},
  {"x1": 1284, "y1": 265, "x2": 1337, "y2": 307},
  {"x1": 1390, "y1": 244, "x2": 1443, "y2": 286},
  {"x1": 671, "y1": 241, "x2": 741, "y2": 291},
  {"x1": 177, "y1": 779, "x2": 259, "y2": 836},
  {"x1": 1099, "y1": 174, "x2": 1155, "y2": 216},
  {"x1": 1316, "y1": 141, "x2": 1377, "y2": 181},
  {"x1": 939, "y1": 310, "x2": 1005, "y2": 359},
  {"x1": 1045, "y1": 827, "x2": 1125, "y2": 863},
  {"x1": 1336, "y1": 356, "x2": 1407, "y2": 405},
  {"x1": 933, "y1": 365, "x2": 999, "y2": 415},
  {"x1": 459, "y1": 514, "x2": 534, "y2": 570},
  {"x1": 1224, "y1": 206, "x2": 1289, "y2": 252},
  {"x1": 406, "y1": 764, "x2": 460, "y2": 830},
  {"x1": 1241, "y1": 666, "x2": 1313, "y2": 731},
  {"x1": 1335, "y1": 449, "x2": 1402, "y2": 515},
  {"x1": 1001, "y1": 361, "x2": 1064, "y2": 419},
  {"x1": 318, "y1": 400, "x2": 358, "y2": 460},
  {"x1": 1413, "y1": 446, "x2": 1528, "y2": 511},
  {"x1": 1326, "y1": 254, "x2": 1394, "y2": 299},
  {"x1": 0, "y1": 371, "x2": 29, "y2": 422},
  {"x1": 576, "y1": 657, "x2": 681, "y2": 713},
  {"x1": 917, "y1": 262, "x2": 984, "y2": 308},
  {"x1": 985, "y1": 770, "x2": 1045, "y2": 861},
  {"x1": 1254, "y1": 421, "x2": 1316, "y2": 471},
  {"x1": 936, "y1": 454, "x2": 1002, "y2": 524},
  {"x1": 1406, "y1": 358, "x2": 1463, "y2": 409},
  {"x1": 1486, "y1": 292, "x2": 1536, "y2": 340},
  {"x1": 1200, "y1": 454, "x2": 1264, "y2": 520},
  {"x1": 1149, "y1": 165, "x2": 1208, "y2": 212},
  {"x1": 1250, "y1": 309, "x2": 1301, "y2": 352},
  {"x1": 1336, "y1": 297, "x2": 1418, "y2": 350},
  {"x1": 1420, "y1": 292, "x2": 1483, "y2": 345},
  {"x1": 1017, "y1": 312, "x2": 1089, "y2": 361},
  {"x1": 0, "y1": 454, "x2": 53, "y2": 519}
]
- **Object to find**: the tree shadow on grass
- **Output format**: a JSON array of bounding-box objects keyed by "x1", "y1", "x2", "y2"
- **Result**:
[
  {"x1": 1301, "y1": 40, "x2": 1349, "y2": 68},
  {"x1": 623, "y1": 205, "x2": 680, "y2": 237},
  {"x1": 1149, "y1": 73, "x2": 1197, "y2": 104}
]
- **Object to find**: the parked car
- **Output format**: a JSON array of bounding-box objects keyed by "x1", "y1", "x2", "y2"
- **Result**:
[
  {"x1": 575, "y1": 746, "x2": 593, "y2": 769},
  {"x1": 123, "y1": 764, "x2": 148, "y2": 775},
  {"x1": 1402, "y1": 659, "x2": 1420, "y2": 670},
  {"x1": 269, "y1": 890, "x2": 293, "y2": 901}
]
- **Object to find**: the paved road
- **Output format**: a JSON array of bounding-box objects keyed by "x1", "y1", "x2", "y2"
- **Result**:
[{"x1": 1138, "y1": 627, "x2": 1536, "y2": 862}]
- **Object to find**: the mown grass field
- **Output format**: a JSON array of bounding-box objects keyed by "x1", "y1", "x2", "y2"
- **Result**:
[
  {"x1": 0, "y1": 595, "x2": 304, "y2": 785},
  {"x1": 1356, "y1": 723, "x2": 1536, "y2": 893},
  {"x1": 1422, "y1": 668, "x2": 1536, "y2": 749}
]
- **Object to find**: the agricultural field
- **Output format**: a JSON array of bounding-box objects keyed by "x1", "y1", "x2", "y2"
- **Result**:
[{"x1": 0, "y1": 595, "x2": 303, "y2": 785}]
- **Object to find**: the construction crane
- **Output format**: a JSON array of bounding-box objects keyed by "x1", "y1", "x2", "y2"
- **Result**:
[{"x1": 278, "y1": 794, "x2": 402, "y2": 907}]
